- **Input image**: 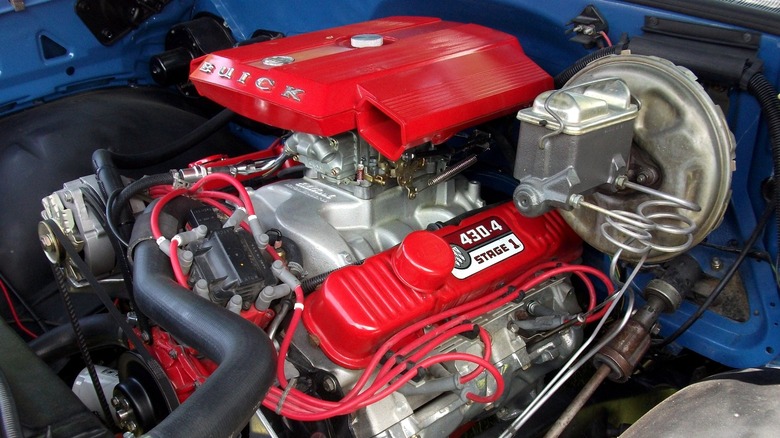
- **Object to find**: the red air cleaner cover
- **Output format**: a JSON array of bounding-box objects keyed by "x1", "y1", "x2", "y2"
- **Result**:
[
  {"x1": 303, "y1": 203, "x2": 582, "y2": 369},
  {"x1": 189, "y1": 16, "x2": 551, "y2": 160}
]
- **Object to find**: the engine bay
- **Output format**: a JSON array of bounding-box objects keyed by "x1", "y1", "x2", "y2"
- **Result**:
[{"x1": 1, "y1": 1, "x2": 779, "y2": 438}]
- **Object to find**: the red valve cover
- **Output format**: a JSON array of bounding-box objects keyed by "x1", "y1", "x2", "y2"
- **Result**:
[
  {"x1": 303, "y1": 203, "x2": 582, "y2": 369},
  {"x1": 189, "y1": 16, "x2": 551, "y2": 160}
]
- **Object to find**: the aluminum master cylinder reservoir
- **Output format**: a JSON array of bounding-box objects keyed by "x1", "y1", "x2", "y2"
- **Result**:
[
  {"x1": 302, "y1": 203, "x2": 581, "y2": 369},
  {"x1": 513, "y1": 78, "x2": 638, "y2": 217}
]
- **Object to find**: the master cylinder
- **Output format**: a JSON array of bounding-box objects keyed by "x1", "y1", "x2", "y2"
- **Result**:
[{"x1": 513, "y1": 78, "x2": 638, "y2": 217}]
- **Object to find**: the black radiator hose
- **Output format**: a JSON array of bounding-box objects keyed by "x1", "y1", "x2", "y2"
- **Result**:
[
  {"x1": 130, "y1": 201, "x2": 277, "y2": 438},
  {"x1": 29, "y1": 313, "x2": 124, "y2": 364},
  {"x1": 747, "y1": 73, "x2": 780, "y2": 259}
]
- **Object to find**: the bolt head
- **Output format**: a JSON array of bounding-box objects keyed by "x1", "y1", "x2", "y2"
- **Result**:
[
  {"x1": 711, "y1": 257, "x2": 723, "y2": 271},
  {"x1": 322, "y1": 377, "x2": 337, "y2": 392}
]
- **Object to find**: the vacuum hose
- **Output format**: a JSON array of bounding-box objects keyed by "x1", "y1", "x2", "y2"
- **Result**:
[
  {"x1": 553, "y1": 44, "x2": 625, "y2": 88},
  {"x1": 130, "y1": 200, "x2": 276, "y2": 438},
  {"x1": 95, "y1": 108, "x2": 235, "y2": 171}
]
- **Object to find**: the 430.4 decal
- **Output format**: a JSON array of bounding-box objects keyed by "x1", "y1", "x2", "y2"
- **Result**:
[{"x1": 458, "y1": 219, "x2": 504, "y2": 247}]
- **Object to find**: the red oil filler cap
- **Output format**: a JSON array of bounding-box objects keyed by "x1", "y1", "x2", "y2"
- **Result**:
[{"x1": 392, "y1": 231, "x2": 454, "y2": 292}]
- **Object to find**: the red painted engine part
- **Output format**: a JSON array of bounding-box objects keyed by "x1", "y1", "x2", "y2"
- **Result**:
[
  {"x1": 145, "y1": 327, "x2": 217, "y2": 402},
  {"x1": 146, "y1": 308, "x2": 273, "y2": 402},
  {"x1": 303, "y1": 203, "x2": 582, "y2": 369},
  {"x1": 189, "y1": 16, "x2": 551, "y2": 160}
]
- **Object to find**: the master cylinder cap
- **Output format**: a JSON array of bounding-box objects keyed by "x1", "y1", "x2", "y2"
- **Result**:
[{"x1": 391, "y1": 231, "x2": 454, "y2": 292}]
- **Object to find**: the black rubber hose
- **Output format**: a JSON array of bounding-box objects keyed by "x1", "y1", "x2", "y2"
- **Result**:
[
  {"x1": 0, "y1": 367, "x2": 23, "y2": 438},
  {"x1": 130, "y1": 200, "x2": 276, "y2": 438},
  {"x1": 28, "y1": 313, "x2": 123, "y2": 364},
  {"x1": 301, "y1": 260, "x2": 364, "y2": 295},
  {"x1": 114, "y1": 173, "x2": 175, "y2": 215},
  {"x1": 553, "y1": 44, "x2": 625, "y2": 88},
  {"x1": 747, "y1": 73, "x2": 780, "y2": 261},
  {"x1": 100, "y1": 108, "x2": 235, "y2": 170},
  {"x1": 107, "y1": 172, "x2": 176, "y2": 245},
  {"x1": 301, "y1": 270, "x2": 333, "y2": 295},
  {"x1": 92, "y1": 148, "x2": 127, "y2": 199}
]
